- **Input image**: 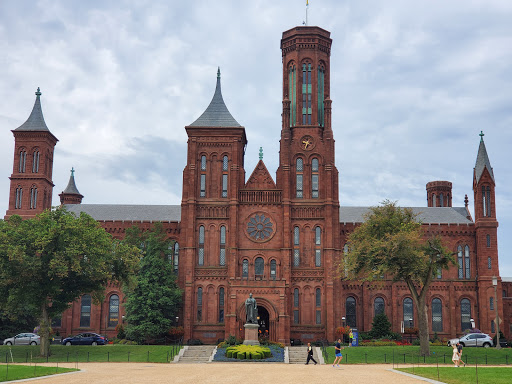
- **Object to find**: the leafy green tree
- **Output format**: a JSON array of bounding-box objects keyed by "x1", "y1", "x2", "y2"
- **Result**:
[
  {"x1": 343, "y1": 200, "x2": 454, "y2": 356},
  {"x1": 369, "y1": 313, "x2": 392, "y2": 339},
  {"x1": 0, "y1": 208, "x2": 141, "y2": 356},
  {"x1": 124, "y1": 223, "x2": 182, "y2": 344}
]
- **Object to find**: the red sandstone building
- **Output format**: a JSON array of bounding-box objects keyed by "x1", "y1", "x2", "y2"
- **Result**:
[{"x1": 5, "y1": 26, "x2": 510, "y2": 344}]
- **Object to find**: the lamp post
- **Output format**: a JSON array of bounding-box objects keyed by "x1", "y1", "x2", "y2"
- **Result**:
[
  {"x1": 470, "y1": 318, "x2": 475, "y2": 330},
  {"x1": 493, "y1": 276, "x2": 501, "y2": 349},
  {"x1": 409, "y1": 318, "x2": 413, "y2": 344},
  {"x1": 342, "y1": 317, "x2": 346, "y2": 344}
]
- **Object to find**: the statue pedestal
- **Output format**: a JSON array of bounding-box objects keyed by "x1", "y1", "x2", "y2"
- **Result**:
[{"x1": 243, "y1": 323, "x2": 260, "y2": 345}]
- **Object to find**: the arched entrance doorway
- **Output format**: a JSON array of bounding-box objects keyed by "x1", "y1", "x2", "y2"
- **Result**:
[{"x1": 257, "y1": 306, "x2": 269, "y2": 340}]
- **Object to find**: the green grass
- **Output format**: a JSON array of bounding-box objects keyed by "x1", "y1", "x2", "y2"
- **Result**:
[
  {"x1": 323, "y1": 345, "x2": 512, "y2": 365},
  {"x1": 0, "y1": 344, "x2": 182, "y2": 363},
  {"x1": 0, "y1": 364, "x2": 78, "y2": 382},
  {"x1": 398, "y1": 367, "x2": 512, "y2": 384}
]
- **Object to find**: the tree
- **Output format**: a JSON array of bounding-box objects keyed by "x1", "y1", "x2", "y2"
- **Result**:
[
  {"x1": 123, "y1": 223, "x2": 182, "y2": 344},
  {"x1": 0, "y1": 208, "x2": 141, "y2": 357},
  {"x1": 369, "y1": 314, "x2": 392, "y2": 339},
  {"x1": 343, "y1": 200, "x2": 454, "y2": 356}
]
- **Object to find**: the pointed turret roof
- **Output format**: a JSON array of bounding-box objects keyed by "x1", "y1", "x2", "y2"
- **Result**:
[
  {"x1": 14, "y1": 88, "x2": 50, "y2": 131},
  {"x1": 62, "y1": 168, "x2": 82, "y2": 195},
  {"x1": 474, "y1": 131, "x2": 495, "y2": 183},
  {"x1": 189, "y1": 68, "x2": 241, "y2": 127}
]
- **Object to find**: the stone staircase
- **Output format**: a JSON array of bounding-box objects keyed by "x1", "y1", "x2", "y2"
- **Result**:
[
  {"x1": 287, "y1": 346, "x2": 323, "y2": 364},
  {"x1": 175, "y1": 345, "x2": 216, "y2": 363}
]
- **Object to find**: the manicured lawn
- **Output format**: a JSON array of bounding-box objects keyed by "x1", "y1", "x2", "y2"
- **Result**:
[
  {"x1": 323, "y1": 345, "x2": 512, "y2": 365},
  {"x1": 398, "y1": 367, "x2": 512, "y2": 384},
  {"x1": 0, "y1": 344, "x2": 182, "y2": 363},
  {"x1": 0, "y1": 364, "x2": 78, "y2": 382}
]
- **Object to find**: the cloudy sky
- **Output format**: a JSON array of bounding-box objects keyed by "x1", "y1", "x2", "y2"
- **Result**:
[{"x1": 1, "y1": 0, "x2": 511, "y2": 274}]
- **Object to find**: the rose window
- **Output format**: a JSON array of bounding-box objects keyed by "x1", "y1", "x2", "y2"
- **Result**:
[{"x1": 247, "y1": 214, "x2": 274, "y2": 241}]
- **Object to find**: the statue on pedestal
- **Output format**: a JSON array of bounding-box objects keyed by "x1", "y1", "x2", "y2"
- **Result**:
[{"x1": 245, "y1": 293, "x2": 258, "y2": 324}]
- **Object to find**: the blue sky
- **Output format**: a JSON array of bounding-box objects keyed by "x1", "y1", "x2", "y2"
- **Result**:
[{"x1": 1, "y1": 0, "x2": 511, "y2": 275}]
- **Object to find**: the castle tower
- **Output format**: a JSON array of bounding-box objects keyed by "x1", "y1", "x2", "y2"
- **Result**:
[
  {"x1": 59, "y1": 168, "x2": 83, "y2": 205},
  {"x1": 472, "y1": 131, "x2": 501, "y2": 334},
  {"x1": 426, "y1": 181, "x2": 452, "y2": 207},
  {"x1": 5, "y1": 88, "x2": 58, "y2": 219}
]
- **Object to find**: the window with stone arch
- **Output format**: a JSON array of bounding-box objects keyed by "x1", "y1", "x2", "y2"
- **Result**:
[
  {"x1": 219, "y1": 226, "x2": 226, "y2": 266},
  {"x1": 432, "y1": 298, "x2": 443, "y2": 332},
  {"x1": 108, "y1": 294, "x2": 119, "y2": 328},
  {"x1": 173, "y1": 242, "x2": 179, "y2": 273},
  {"x1": 219, "y1": 287, "x2": 225, "y2": 323},
  {"x1": 314, "y1": 226, "x2": 321, "y2": 267},
  {"x1": 302, "y1": 61, "x2": 312, "y2": 125},
  {"x1": 242, "y1": 259, "x2": 249, "y2": 279},
  {"x1": 32, "y1": 149, "x2": 40, "y2": 173},
  {"x1": 270, "y1": 259, "x2": 277, "y2": 280},
  {"x1": 374, "y1": 297, "x2": 385, "y2": 317},
  {"x1": 15, "y1": 186, "x2": 23, "y2": 209},
  {"x1": 482, "y1": 185, "x2": 491, "y2": 217},
  {"x1": 197, "y1": 287, "x2": 203, "y2": 322},
  {"x1": 19, "y1": 149, "x2": 27, "y2": 173},
  {"x1": 316, "y1": 288, "x2": 321, "y2": 325},
  {"x1": 293, "y1": 226, "x2": 300, "y2": 267},
  {"x1": 457, "y1": 244, "x2": 471, "y2": 279},
  {"x1": 198, "y1": 226, "x2": 205, "y2": 266},
  {"x1": 311, "y1": 158, "x2": 319, "y2": 198},
  {"x1": 255, "y1": 257, "x2": 264, "y2": 278},
  {"x1": 487, "y1": 234, "x2": 491, "y2": 248},
  {"x1": 80, "y1": 294, "x2": 91, "y2": 328},
  {"x1": 222, "y1": 155, "x2": 228, "y2": 198},
  {"x1": 288, "y1": 62, "x2": 297, "y2": 126},
  {"x1": 296, "y1": 158, "x2": 303, "y2": 198},
  {"x1": 200, "y1": 155, "x2": 207, "y2": 197},
  {"x1": 317, "y1": 62, "x2": 325, "y2": 126},
  {"x1": 346, "y1": 296, "x2": 356, "y2": 328},
  {"x1": 460, "y1": 298, "x2": 471, "y2": 331},
  {"x1": 403, "y1": 297, "x2": 414, "y2": 327},
  {"x1": 167, "y1": 242, "x2": 179, "y2": 273},
  {"x1": 293, "y1": 288, "x2": 300, "y2": 324}
]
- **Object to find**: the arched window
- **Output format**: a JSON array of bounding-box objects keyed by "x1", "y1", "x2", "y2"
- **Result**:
[
  {"x1": 222, "y1": 155, "x2": 228, "y2": 198},
  {"x1": 432, "y1": 298, "x2": 443, "y2": 332},
  {"x1": 80, "y1": 294, "x2": 91, "y2": 328},
  {"x1": 198, "y1": 226, "x2": 205, "y2": 266},
  {"x1": 374, "y1": 297, "x2": 385, "y2": 317},
  {"x1": 293, "y1": 288, "x2": 300, "y2": 324},
  {"x1": 173, "y1": 242, "x2": 179, "y2": 273},
  {"x1": 242, "y1": 259, "x2": 249, "y2": 278},
  {"x1": 460, "y1": 299, "x2": 471, "y2": 331},
  {"x1": 108, "y1": 294, "x2": 119, "y2": 327},
  {"x1": 487, "y1": 234, "x2": 491, "y2": 248},
  {"x1": 316, "y1": 288, "x2": 321, "y2": 324},
  {"x1": 270, "y1": 259, "x2": 277, "y2": 280},
  {"x1": 403, "y1": 298, "x2": 414, "y2": 327},
  {"x1": 457, "y1": 245, "x2": 464, "y2": 279},
  {"x1": 311, "y1": 158, "x2": 319, "y2": 198},
  {"x1": 296, "y1": 158, "x2": 303, "y2": 198},
  {"x1": 346, "y1": 297, "x2": 356, "y2": 328},
  {"x1": 255, "y1": 257, "x2": 264, "y2": 278},
  {"x1": 19, "y1": 150, "x2": 26, "y2": 173},
  {"x1": 490, "y1": 297, "x2": 494, "y2": 310},
  {"x1": 302, "y1": 62, "x2": 312, "y2": 125},
  {"x1": 482, "y1": 186, "x2": 491, "y2": 217},
  {"x1": 439, "y1": 193, "x2": 444, "y2": 207},
  {"x1": 219, "y1": 287, "x2": 225, "y2": 323},
  {"x1": 464, "y1": 245, "x2": 470, "y2": 279},
  {"x1": 32, "y1": 150, "x2": 40, "y2": 173},
  {"x1": 343, "y1": 243, "x2": 349, "y2": 278},
  {"x1": 197, "y1": 287, "x2": 203, "y2": 322},
  {"x1": 314, "y1": 226, "x2": 321, "y2": 267},
  {"x1": 219, "y1": 226, "x2": 226, "y2": 266},
  {"x1": 200, "y1": 155, "x2": 207, "y2": 197},
  {"x1": 488, "y1": 257, "x2": 492, "y2": 270},
  {"x1": 433, "y1": 194, "x2": 437, "y2": 207},
  {"x1": 293, "y1": 226, "x2": 300, "y2": 267},
  {"x1": 288, "y1": 63, "x2": 296, "y2": 127},
  {"x1": 317, "y1": 64, "x2": 325, "y2": 126},
  {"x1": 15, "y1": 187, "x2": 23, "y2": 209}
]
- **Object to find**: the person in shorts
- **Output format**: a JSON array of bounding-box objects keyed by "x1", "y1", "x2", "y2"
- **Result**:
[
  {"x1": 457, "y1": 342, "x2": 465, "y2": 367},
  {"x1": 333, "y1": 338, "x2": 344, "y2": 367}
]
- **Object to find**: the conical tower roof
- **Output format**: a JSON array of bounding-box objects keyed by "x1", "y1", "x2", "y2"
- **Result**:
[
  {"x1": 474, "y1": 131, "x2": 495, "y2": 183},
  {"x1": 62, "y1": 168, "x2": 82, "y2": 195},
  {"x1": 189, "y1": 68, "x2": 241, "y2": 127},
  {"x1": 14, "y1": 88, "x2": 50, "y2": 131}
]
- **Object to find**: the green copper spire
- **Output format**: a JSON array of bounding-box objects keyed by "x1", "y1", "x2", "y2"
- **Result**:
[
  {"x1": 259, "y1": 147, "x2": 263, "y2": 160},
  {"x1": 480, "y1": 130, "x2": 484, "y2": 141},
  {"x1": 35, "y1": 87, "x2": 41, "y2": 96},
  {"x1": 71, "y1": 167, "x2": 75, "y2": 177}
]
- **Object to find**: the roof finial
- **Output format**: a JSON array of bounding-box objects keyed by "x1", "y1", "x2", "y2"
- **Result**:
[
  {"x1": 259, "y1": 147, "x2": 263, "y2": 160},
  {"x1": 217, "y1": 67, "x2": 220, "y2": 79},
  {"x1": 71, "y1": 167, "x2": 75, "y2": 177},
  {"x1": 479, "y1": 130, "x2": 484, "y2": 141},
  {"x1": 35, "y1": 87, "x2": 41, "y2": 96}
]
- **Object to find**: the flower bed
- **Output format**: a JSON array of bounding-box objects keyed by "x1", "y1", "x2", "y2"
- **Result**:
[{"x1": 213, "y1": 344, "x2": 284, "y2": 362}]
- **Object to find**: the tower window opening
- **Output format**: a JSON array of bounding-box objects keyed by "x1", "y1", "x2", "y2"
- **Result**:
[
  {"x1": 288, "y1": 64, "x2": 296, "y2": 127},
  {"x1": 302, "y1": 63, "x2": 312, "y2": 125},
  {"x1": 315, "y1": 226, "x2": 321, "y2": 267},
  {"x1": 296, "y1": 158, "x2": 303, "y2": 198},
  {"x1": 312, "y1": 158, "x2": 319, "y2": 198},
  {"x1": 293, "y1": 226, "x2": 300, "y2": 267},
  {"x1": 482, "y1": 186, "x2": 491, "y2": 217},
  {"x1": 222, "y1": 156, "x2": 228, "y2": 198},
  {"x1": 19, "y1": 150, "x2": 27, "y2": 173},
  {"x1": 317, "y1": 65, "x2": 325, "y2": 126},
  {"x1": 15, "y1": 187, "x2": 23, "y2": 209},
  {"x1": 219, "y1": 226, "x2": 226, "y2": 266},
  {"x1": 198, "y1": 226, "x2": 205, "y2": 266},
  {"x1": 32, "y1": 150, "x2": 40, "y2": 173}
]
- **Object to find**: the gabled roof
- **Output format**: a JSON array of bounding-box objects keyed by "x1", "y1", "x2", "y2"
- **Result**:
[
  {"x1": 188, "y1": 68, "x2": 241, "y2": 128},
  {"x1": 14, "y1": 88, "x2": 50, "y2": 132},
  {"x1": 474, "y1": 132, "x2": 495, "y2": 183},
  {"x1": 245, "y1": 160, "x2": 277, "y2": 189},
  {"x1": 63, "y1": 204, "x2": 181, "y2": 222},
  {"x1": 340, "y1": 206, "x2": 473, "y2": 225},
  {"x1": 62, "y1": 168, "x2": 82, "y2": 195}
]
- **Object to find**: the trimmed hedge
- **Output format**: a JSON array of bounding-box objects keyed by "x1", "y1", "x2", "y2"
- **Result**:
[{"x1": 225, "y1": 345, "x2": 272, "y2": 360}]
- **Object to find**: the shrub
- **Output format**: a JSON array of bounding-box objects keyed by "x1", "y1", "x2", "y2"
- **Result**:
[
  {"x1": 116, "y1": 324, "x2": 126, "y2": 340},
  {"x1": 359, "y1": 332, "x2": 372, "y2": 341},
  {"x1": 225, "y1": 345, "x2": 272, "y2": 360},
  {"x1": 224, "y1": 335, "x2": 241, "y2": 346},
  {"x1": 369, "y1": 314, "x2": 392, "y2": 339}
]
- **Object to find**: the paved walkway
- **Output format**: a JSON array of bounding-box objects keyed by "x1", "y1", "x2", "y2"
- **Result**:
[{"x1": 14, "y1": 363, "x2": 428, "y2": 384}]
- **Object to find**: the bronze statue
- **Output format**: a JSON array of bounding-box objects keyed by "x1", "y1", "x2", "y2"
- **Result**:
[{"x1": 245, "y1": 293, "x2": 258, "y2": 324}]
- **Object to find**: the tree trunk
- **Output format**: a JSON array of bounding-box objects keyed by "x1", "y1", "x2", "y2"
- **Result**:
[
  {"x1": 39, "y1": 304, "x2": 50, "y2": 357},
  {"x1": 417, "y1": 296, "x2": 430, "y2": 356}
]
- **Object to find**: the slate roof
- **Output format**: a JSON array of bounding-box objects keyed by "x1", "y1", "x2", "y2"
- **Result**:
[
  {"x1": 188, "y1": 68, "x2": 241, "y2": 127},
  {"x1": 340, "y1": 206, "x2": 473, "y2": 225},
  {"x1": 63, "y1": 204, "x2": 181, "y2": 222},
  {"x1": 62, "y1": 170, "x2": 81, "y2": 195},
  {"x1": 474, "y1": 136, "x2": 495, "y2": 183},
  {"x1": 14, "y1": 88, "x2": 50, "y2": 132}
]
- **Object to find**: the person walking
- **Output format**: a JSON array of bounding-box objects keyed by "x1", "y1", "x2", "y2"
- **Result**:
[
  {"x1": 451, "y1": 344, "x2": 460, "y2": 367},
  {"x1": 457, "y1": 342, "x2": 466, "y2": 367},
  {"x1": 333, "y1": 338, "x2": 344, "y2": 367},
  {"x1": 305, "y1": 342, "x2": 318, "y2": 365},
  {"x1": 348, "y1": 329, "x2": 353, "y2": 347}
]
